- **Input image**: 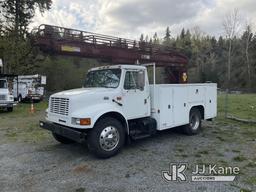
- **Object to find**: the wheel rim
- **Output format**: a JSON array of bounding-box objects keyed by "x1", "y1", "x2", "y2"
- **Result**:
[
  {"x1": 190, "y1": 114, "x2": 199, "y2": 130},
  {"x1": 99, "y1": 126, "x2": 120, "y2": 151}
]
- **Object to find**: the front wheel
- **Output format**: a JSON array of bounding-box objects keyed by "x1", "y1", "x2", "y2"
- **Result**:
[
  {"x1": 183, "y1": 108, "x2": 202, "y2": 135},
  {"x1": 18, "y1": 95, "x2": 22, "y2": 103},
  {"x1": 87, "y1": 117, "x2": 125, "y2": 158}
]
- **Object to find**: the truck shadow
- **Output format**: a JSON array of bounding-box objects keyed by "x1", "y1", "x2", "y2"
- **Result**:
[
  {"x1": 126, "y1": 126, "x2": 185, "y2": 147},
  {"x1": 38, "y1": 126, "x2": 190, "y2": 160}
]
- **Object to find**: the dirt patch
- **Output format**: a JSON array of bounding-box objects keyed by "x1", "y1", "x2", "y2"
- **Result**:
[{"x1": 73, "y1": 164, "x2": 91, "y2": 174}]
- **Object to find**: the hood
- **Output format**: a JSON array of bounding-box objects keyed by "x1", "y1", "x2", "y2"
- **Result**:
[
  {"x1": 50, "y1": 87, "x2": 119, "y2": 116},
  {"x1": 52, "y1": 88, "x2": 115, "y2": 97}
]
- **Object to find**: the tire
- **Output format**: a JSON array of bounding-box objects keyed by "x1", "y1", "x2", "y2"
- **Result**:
[
  {"x1": 33, "y1": 99, "x2": 40, "y2": 103},
  {"x1": 7, "y1": 107, "x2": 13, "y2": 112},
  {"x1": 18, "y1": 95, "x2": 22, "y2": 103},
  {"x1": 183, "y1": 108, "x2": 202, "y2": 135},
  {"x1": 52, "y1": 132, "x2": 75, "y2": 144},
  {"x1": 87, "y1": 117, "x2": 125, "y2": 158}
]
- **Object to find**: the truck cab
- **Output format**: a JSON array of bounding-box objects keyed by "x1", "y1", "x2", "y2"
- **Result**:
[
  {"x1": 45, "y1": 65, "x2": 149, "y2": 128},
  {"x1": 0, "y1": 78, "x2": 14, "y2": 112},
  {"x1": 40, "y1": 64, "x2": 217, "y2": 158}
]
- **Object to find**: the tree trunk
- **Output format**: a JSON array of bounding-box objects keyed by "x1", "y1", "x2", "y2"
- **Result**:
[
  {"x1": 245, "y1": 36, "x2": 251, "y2": 89},
  {"x1": 228, "y1": 38, "x2": 232, "y2": 83}
]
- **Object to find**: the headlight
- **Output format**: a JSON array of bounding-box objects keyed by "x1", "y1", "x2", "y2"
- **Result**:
[
  {"x1": 8, "y1": 95, "x2": 14, "y2": 101},
  {"x1": 72, "y1": 118, "x2": 91, "y2": 125}
]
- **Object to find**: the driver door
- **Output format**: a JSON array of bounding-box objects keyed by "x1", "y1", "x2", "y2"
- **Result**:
[{"x1": 122, "y1": 70, "x2": 150, "y2": 120}]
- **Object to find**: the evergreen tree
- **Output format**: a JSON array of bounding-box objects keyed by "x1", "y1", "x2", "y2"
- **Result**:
[
  {"x1": 145, "y1": 35, "x2": 149, "y2": 42},
  {"x1": 153, "y1": 32, "x2": 159, "y2": 44},
  {"x1": 139, "y1": 34, "x2": 144, "y2": 42},
  {"x1": 1, "y1": 0, "x2": 52, "y2": 37},
  {"x1": 0, "y1": 0, "x2": 52, "y2": 73},
  {"x1": 180, "y1": 28, "x2": 185, "y2": 39},
  {"x1": 163, "y1": 26, "x2": 171, "y2": 46},
  {"x1": 149, "y1": 38, "x2": 153, "y2": 44}
]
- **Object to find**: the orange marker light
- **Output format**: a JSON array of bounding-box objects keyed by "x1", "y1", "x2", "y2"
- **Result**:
[
  {"x1": 116, "y1": 96, "x2": 122, "y2": 101},
  {"x1": 80, "y1": 118, "x2": 91, "y2": 125},
  {"x1": 182, "y1": 72, "x2": 187, "y2": 82}
]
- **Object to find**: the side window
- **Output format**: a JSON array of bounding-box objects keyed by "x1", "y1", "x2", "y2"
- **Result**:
[{"x1": 124, "y1": 70, "x2": 145, "y2": 90}]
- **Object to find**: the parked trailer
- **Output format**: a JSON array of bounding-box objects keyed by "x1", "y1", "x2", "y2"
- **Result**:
[
  {"x1": 40, "y1": 64, "x2": 217, "y2": 158},
  {"x1": 13, "y1": 75, "x2": 46, "y2": 102}
]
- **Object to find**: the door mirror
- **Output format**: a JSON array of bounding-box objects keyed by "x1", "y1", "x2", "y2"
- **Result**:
[{"x1": 137, "y1": 70, "x2": 145, "y2": 91}]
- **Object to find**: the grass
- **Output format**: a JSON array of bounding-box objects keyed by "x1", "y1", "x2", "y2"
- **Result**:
[
  {"x1": 0, "y1": 101, "x2": 50, "y2": 143},
  {"x1": 216, "y1": 94, "x2": 256, "y2": 144},
  {"x1": 232, "y1": 149, "x2": 241, "y2": 153},
  {"x1": 198, "y1": 150, "x2": 209, "y2": 155},
  {"x1": 0, "y1": 101, "x2": 48, "y2": 117},
  {"x1": 240, "y1": 189, "x2": 252, "y2": 192},
  {"x1": 245, "y1": 176, "x2": 256, "y2": 185},
  {"x1": 246, "y1": 161, "x2": 256, "y2": 168},
  {"x1": 218, "y1": 93, "x2": 256, "y2": 120},
  {"x1": 233, "y1": 155, "x2": 247, "y2": 162}
]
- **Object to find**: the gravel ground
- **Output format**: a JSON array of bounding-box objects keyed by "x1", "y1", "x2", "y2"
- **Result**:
[{"x1": 0, "y1": 104, "x2": 256, "y2": 192}]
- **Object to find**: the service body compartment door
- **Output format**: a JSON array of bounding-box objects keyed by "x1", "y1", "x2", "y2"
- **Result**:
[
  {"x1": 205, "y1": 85, "x2": 217, "y2": 119},
  {"x1": 173, "y1": 87, "x2": 189, "y2": 126},
  {"x1": 188, "y1": 86, "x2": 205, "y2": 103},
  {"x1": 159, "y1": 87, "x2": 173, "y2": 129}
]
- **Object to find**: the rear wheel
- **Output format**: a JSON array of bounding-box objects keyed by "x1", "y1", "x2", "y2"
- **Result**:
[
  {"x1": 183, "y1": 108, "x2": 202, "y2": 135},
  {"x1": 52, "y1": 132, "x2": 75, "y2": 144},
  {"x1": 87, "y1": 117, "x2": 125, "y2": 158}
]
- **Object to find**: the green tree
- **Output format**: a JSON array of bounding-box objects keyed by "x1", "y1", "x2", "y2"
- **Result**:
[
  {"x1": 0, "y1": 0, "x2": 52, "y2": 73},
  {"x1": 153, "y1": 32, "x2": 159, "y2": 44},
  {"x1": 139, "y1": 34, "x2": 144, "y2": 42},
  {"x1": 180, "y1": 28, "x2": 185, "y2": 39},
  {"x1": 1, "y1": 0, "x2": 51, "y2": 37},
  {"x1": 163, "y1": 26, "x2": 171, "y2": 46}
]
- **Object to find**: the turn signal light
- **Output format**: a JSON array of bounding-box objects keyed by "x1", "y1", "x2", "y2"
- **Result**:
[{"x1": 80, "y1": 118, "x2": 91, "y2": 125}]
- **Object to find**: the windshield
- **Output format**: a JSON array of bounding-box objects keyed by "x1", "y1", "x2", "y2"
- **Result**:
[
  {"x1": 84, "y1": 69, "x2": 121, "y2": 88},
  {"x1": 0, "y1": 80, "x2": 7, "y2": 89}
]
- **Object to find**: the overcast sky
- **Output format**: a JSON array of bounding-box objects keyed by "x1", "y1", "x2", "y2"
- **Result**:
[{"x1": 31, "y1": 0, "x2": 256, "y2": 40}]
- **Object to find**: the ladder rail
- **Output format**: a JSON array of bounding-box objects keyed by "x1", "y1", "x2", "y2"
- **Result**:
[{"x1": 33, "y1": 24, "x2": 187, "y2": 58}]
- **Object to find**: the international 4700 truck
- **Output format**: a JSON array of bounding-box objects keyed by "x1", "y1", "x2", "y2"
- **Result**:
[{"x1": 40, "y1": 64, "x2": 217, "y2": 158}]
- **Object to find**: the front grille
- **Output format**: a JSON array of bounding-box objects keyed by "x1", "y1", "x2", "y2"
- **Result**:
[
  {"x1": 0, "y1": 95, "x2": 6, "y2": 101},
  {"x1": 50, "y1": 97, "x2": 69, "y2": 116}
]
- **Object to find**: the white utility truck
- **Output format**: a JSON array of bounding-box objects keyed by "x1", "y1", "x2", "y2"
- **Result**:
[
  {"x1": 40, "y1": 64, "x2": 217, "y2": 158},
  {"x1": 0, "y1": 78, "x2": 14, "y2": 112},
  {"x1": 13, "y1": 75, "x2": 46, "y2": 102}
]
